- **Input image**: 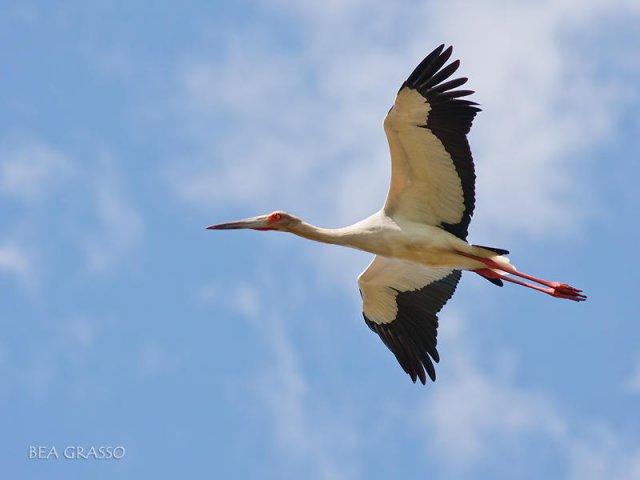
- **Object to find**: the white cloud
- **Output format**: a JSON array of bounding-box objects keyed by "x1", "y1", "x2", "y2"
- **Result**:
[
  {"x1": 566, "y1": 428, "x2": 640, "y2": 480},
  {"x1": 425, "y1": 365, "x2": 566, "y2": 463},
  {"x1": 0, "y1": 137, "x2": 72, "y2": 202},
  {"x1": 172, "y1": 0, "x2": 638, "y2": 240},
  {"x1": 420, "y1": 311, "x2": 640, "y2": 479},
  {"x1": 171, "y1": 4, "x2": 640, "y2": 478},
  {"x1": 422, "y1": 312, "x2": 566, "y2": 467},
  {"x1": 83, "y1": 163, "x2": 144, "y2": 273},
  {"x1": 202, "y1": 277, "x2": 640, "y2": 480},
  {"x1": 0, "y1": 136, "x2": 143, "y2": 278},
  {"x1": 259, "y1": 325, "x2": 356, "y2": 480},
  {"x1": 0, "y1": 243, "x2": 33, "y2": 286},
  {"x1": 426, "y1": 0, "x2": 636, "y2": 238},
  {"x1": 1, "y1": 315, "x2": 121, "y2": 401},
  {"x1": 174, "y1": 45, "x2": 342, "y2": 223},
  {"x1": 206, "y1": 277, "x2": 359, "y2": 479},
  {"x1": 197, "y1": 280, "x2": 262, "y2": 322},
  {"x1": 167, "y1": 0, "x2": 640, "y2": 314},
  {"x1": 624, "y1": 360, "x2": 640, "y2": 394}
]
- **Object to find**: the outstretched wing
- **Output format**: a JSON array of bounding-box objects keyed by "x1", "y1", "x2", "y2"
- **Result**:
[
  {"x1": 383, "y1": 44, "x2": 479, "y2": 240},
  {"x1": 358, "y1": 256, "x2": 461, "y2": 384}
]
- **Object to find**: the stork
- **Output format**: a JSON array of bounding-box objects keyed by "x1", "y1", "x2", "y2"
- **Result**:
[{"x1": 207, "y1": 45, "x2": 586, "y2": 385}]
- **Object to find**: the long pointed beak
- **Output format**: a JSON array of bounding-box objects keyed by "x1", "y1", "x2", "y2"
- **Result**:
[{"x1": 206, "y1": 215, "x2": 270, "y2": 230}]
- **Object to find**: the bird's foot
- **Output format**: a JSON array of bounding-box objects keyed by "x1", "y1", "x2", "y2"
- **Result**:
[{"x1": 547, "y1": 283, "x2": 587, "y2": 302}]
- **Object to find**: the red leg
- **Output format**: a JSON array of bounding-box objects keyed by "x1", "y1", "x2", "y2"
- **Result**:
[
  {"x1": 466, "y1": 250, "x2": 587, "y2": 303},
  {"x1": 474, "y1": 268, "x2": 586, "y2": 301}
]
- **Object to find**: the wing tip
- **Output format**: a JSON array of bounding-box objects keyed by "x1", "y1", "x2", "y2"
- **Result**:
[
  {"x1": 411, "y1": 365, "x2": 436, "y2": 385},
  {"x1": 397, "y1": 45, "x2": 479, "y2": 120}
]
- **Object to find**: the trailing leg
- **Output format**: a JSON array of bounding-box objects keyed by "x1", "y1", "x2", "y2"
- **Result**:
[{"x1": 464, "y1": 253, "x2": 587, "y2": 302}]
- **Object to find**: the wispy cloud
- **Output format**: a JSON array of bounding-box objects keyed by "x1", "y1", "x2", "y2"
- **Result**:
[
  {"x1": 0, "y1": 243, "x2": 33, "y2": 286},
  {"x1": 167, "y1": 0, "x2": 640, "y2": 311},
  {"x1": 565, "y1": 427, "x2": 640, "y2": 480},
  {"x1": 421, "y1": 310, "x2": 640, "y2": 479},
  {"x1": 82, "y1": 159, "x2": 144, "y2": 273},
  {"x1": 422, "y1": 311, "x2": 566, "y2": 468},
  {"x1": 83, "y1": 181, "x2": 143, "y2": 272},
  {"x1": 197, "y1": 280, "x2": 261, "y2": 320},
  {"x1": 624, "y1": 360, "x2": 640, "y2": 394},
  {"x1": 169, "y1": 3, "x2": 640, "y2": 478},
  {"x1": 171, "y1": 0, "x2": 638, "y2": 240},
  {"x1": 0, "y1": 136, "x2": 72, "y2": 202},
  {"x1": 203, "y1": 278, "x2": 359, "y2": 479},
  {"x1": 1, "y1": 315, "x2": 111, "y2": 400},
  {"x1": 174, "y1": 45, "x2": 339, "y2": 221},
  {"x1": 258, "y1": 325, "x2": 358, "y2": 480},
  {"x1": 0, "y1": 136, "x2": 143, "y2": 280},
  {"x1": 425, "y1": 0, "x2": 638, "y2": 238}
]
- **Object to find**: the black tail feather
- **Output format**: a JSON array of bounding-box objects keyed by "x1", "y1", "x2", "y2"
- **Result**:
[
  {"x1": 473, "y1": 244, "x2": 509, "y2": 255},
  {"x1": 475, "y1": 269, "x2": 504, "y2": 287},
  {"x1": 480, "y1": 275, "x2": 503, "y2": 287}
]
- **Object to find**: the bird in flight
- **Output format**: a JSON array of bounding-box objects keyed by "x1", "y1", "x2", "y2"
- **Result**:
[{"x1": 208, "y1": 44, "x2": 586, "y2": 385}]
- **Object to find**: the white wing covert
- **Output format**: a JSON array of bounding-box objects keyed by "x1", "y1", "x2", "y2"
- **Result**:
[{"x1": 384, "y1": 45, "x2": 479, "y2": 240}]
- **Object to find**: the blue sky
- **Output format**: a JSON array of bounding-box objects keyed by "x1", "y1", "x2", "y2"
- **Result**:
[{"x1": 1, "y1": 1, "x2": 640, "y2": 479}]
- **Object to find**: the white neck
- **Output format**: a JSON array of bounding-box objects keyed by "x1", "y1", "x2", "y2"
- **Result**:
[{"x1": 289, "y1": 221, "x2": 366, "y2": 250}]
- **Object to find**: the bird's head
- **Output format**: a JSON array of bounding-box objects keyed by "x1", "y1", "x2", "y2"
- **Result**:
[{"x1": 206, "y1": 211, "x2": 301, "y2": 232}]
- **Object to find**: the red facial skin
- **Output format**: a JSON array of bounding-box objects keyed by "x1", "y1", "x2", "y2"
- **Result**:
[
  {"x1": 267, "y1": 213, "x2": 282, "y2": 224},
  {"x1": 254, "y1": 213, "x2": 281, "y2": 231}
]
